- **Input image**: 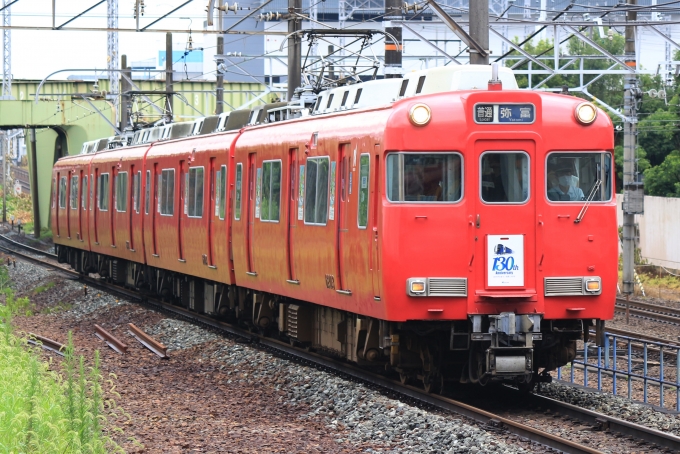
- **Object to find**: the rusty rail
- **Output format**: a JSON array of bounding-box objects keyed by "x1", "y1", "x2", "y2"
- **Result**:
[
  {"x1": 94, "y1": 324, "x2": 128, "y2": 354},
  {"x1": 128, "y1": 323, "x2": 168, "y2": 358},
  {"x1": 27, "y1": 333, "x2": 65, "y2": 356}
]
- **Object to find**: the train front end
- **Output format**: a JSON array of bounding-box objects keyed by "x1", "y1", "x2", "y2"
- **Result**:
[{"x1": 382, "y1": 70, "x2": 616, "y2": 387}]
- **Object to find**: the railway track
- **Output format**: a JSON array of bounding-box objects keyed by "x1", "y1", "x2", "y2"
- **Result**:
[
  {"x1": 615, "y1": 297, "x2": 680, "y2": 325},
  {"x1": 2, "y1": 239, "x2": 679, "y2": 453}
]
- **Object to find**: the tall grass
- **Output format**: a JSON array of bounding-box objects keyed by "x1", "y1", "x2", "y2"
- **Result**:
[{"x1": 0, "y1": 265, "x2": 122, "y2": 453}]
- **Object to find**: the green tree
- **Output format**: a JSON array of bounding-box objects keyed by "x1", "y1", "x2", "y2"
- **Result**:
[
  {"x1": 643, "y1": 150, "x2": 680, "y2": 197},
  {"x1": 636, "y1": 110, "x2": 680, "y2": 167},
  {"x1": 614, "y1": 145, "x2": 650, "y2": 191}
]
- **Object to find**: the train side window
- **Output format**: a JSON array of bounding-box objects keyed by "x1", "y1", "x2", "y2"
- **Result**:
[
  {"x1": 304, "y1": 156, "x2": 330, "y2": 225},
  {"x1": 546, "y1": 152, "x2": 612, "y2": 202},
  {"x1": 59, "y1": 176, "x2": 67, "y2": 209},
  {"x1": 70, "y1": 175, "x2": 79, "y2": 210},
  {"x1": 81, "y1": 176, "x2": 88, "y2": 210},
  {"x1": 260, "y1": 160, "x2": 281, "y2": 222},
  {"x1": 386, "y1": 153, "x2": 463, "y2": 203},
  {"x1": 98, "y1": 173, "x2": 109, "y2": 211},
  {"x1": 480, "y1": 152, "x2": 529, "y2": 204},
  {"x1": 217, "y1": 165, "x2": 227, "y2": 220},
  {"x1": 234, "y1": 163, "x2": 243, "y2": 220},
  {"x1": 133, "y1": 171, "x2": 141, "y2": 213},
  {"x1": 115, "y1": 172, "x2": 128, "y2": 212},
  {"x1": 159, "y1": 169, "x2": 175, "y2": 216},
  {"x1": 187, "y1": 166, "x2": 204, "y2": 218},
  {"x1": 145, "y1": 170, "x2": 150, "y2": 214},
  {"x1": 358, "y1": 154, "x2": 370, "y2": 228}
]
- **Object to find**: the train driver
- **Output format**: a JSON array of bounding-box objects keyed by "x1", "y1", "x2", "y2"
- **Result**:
[{"x1": 547, "y1": 165, "x2": 585, "y2": 201}]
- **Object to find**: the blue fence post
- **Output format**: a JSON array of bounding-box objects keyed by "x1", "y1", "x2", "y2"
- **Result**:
[
  {"x1": 612, "y1": 335, "x2": 617, "y2": 396},
  {"x1": 584, "y1": 342, "x2": 589, "y2": 388},
  {"x1": 676, "y1": 348, "x2": 679, "y2": 411},
  {"x1": 660, "y1": 346, "x2": 664, "y2": 409},
  {"x1": 557, "y1": 366, "x2": 562, "y2": 381},
  {"x1": 597, "y1": 344, "x2": 602, "y2": 391},
  {"x1": 628, "y1": 340, "x2": 632, "y2": 399}
]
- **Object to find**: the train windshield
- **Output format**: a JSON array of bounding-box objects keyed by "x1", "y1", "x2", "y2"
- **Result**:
[
  {"x1": 480, "y1": 152, "x2": 529, "y2": 204},
  {"x1": 546, "y1": 152, "x2": 612, "y2": 202},
  {"x1": 386, "y1": 153, "x2": 462, "y2": 203}
]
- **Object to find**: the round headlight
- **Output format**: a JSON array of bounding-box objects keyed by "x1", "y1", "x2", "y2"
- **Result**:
[
  {"x1": 409, "y1": 103, "x2": 431, "y2": 126},
  {"x1": 575, "y1": 102, "x2": 597, "y2": 125}
]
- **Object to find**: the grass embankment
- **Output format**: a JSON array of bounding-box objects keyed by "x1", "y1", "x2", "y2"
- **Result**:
[{"x1": 0, "y1": 266, "x2": 122, "y2": 452}]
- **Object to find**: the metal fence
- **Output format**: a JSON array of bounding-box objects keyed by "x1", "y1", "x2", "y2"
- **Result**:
[{"x1": 556, "y1": 332, "x2": 680, "y2": 411}]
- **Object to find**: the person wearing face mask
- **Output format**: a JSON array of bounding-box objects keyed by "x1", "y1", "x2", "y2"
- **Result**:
[{"x1": 547, "y1": 165, "x2": 585, "y2": 201}]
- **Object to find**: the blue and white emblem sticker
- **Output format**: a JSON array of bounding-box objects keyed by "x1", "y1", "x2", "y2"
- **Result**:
[{"x1": 487, "y1": 234, "x2": 524, "y2": 287}]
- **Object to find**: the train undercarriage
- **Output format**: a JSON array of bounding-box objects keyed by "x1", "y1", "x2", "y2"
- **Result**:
[{"x1": 58, "y1": 245, "x2": 599, "y2": 393}]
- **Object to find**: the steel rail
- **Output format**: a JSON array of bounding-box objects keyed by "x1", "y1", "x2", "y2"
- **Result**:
[
  {"x1": 27, "y1": 333, "x2": 66, "y2": 356},
  {"x1": 616, "y1": 297, "x2": 680, "y2": 318},
  {"x1": 5, "y1": 244, "x2": 680, "y2": 452},
  {"x1": 94, "y1": 323, "x2": 128, "y2": 354},
  {"x1": 0, "y1": 233, "x2": 57, "y2": 259},
  {"x1": 128, "y1": 323, "x2": 168, "y2": 358},
  {"x1": 602, "y1": 327, "x2": 680, "y2": 347},
  {"x1": 615, "y1": 300, "x2": 680, "y2": 325}
]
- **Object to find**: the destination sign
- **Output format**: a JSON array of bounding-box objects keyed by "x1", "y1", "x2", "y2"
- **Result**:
[{"x1": 473, "y1": 103, "x2": 535, "y2": 124}]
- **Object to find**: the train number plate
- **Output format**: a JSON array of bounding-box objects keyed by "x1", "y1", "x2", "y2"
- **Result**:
[
  {"x1": 474, "y1": 103, "x2": 535, "y2": 124},
  {"x1": 487, "y1": 235, "x2": 524, "y2": 287}
]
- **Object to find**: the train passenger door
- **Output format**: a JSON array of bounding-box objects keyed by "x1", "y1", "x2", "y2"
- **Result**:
[
  {"x1": 473, "y1": 141, "x2": 536, "y2": 304},
  {"x1": 77, "y1": 170, "x2": 83, "y2": 240},
  {"x1": 370, "y1": 149, "x2": 382, "y2": 299},
  {"x1": 336, "y1": 144, "x2": 350, "y2": 293},
  {"x1": 152, "y1": 164, "x2": 159, "y2": 256},
  {"x1": 207, "y1": 157, "x2": 217, "y2": 267},
  {"x1": 178, "y1": 160, "x2": 186, "y2": 262},
  {"x1": 110, "y1": 166, "x2": 116, "y2": 248},
  {"x1": 246, "y1": 153, "x2": 256, "y2": 274},
  {"x1": 129, "y1": 165, "x2": 136, "y2": 251},
  {"x1": 93, "y1": 169, "x2": 99, "y2": 244},
  {"x1": 287, "y1": 148, "x2": 298, "y2": 283}
]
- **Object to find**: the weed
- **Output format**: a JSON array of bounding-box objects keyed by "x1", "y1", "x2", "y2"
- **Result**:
[{"x1": 32, "y1": 281, "x2": 55, "y2": 295}]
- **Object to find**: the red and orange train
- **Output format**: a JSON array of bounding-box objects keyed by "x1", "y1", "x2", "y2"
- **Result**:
[{"x1": 52, "y1": 65, "x2": 616, "y2": 390}]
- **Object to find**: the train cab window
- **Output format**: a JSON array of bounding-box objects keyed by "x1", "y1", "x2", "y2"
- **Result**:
[
  {"x1": 216, "y1": 165, "x2": 227, "y2": 220},
  {"x1": 98, "y1": 173, "x2": 109, "y2": 211},
  {"x1": 133, "y1": 171, "x2": 141, "y2": 213},
  {"x1": 234, "y1": 164, "x2": 243, "y2": 220},
  {"x1": 81, "y1": 176, "x2": 88, "y2": 210},
  {"x1": 358, "y1": 154, "x2": 370, "y2": 228},
  {"x1": 386, "y1": 153, "x2": 462, "y2": 203},
  {"x1": 159, "y1": 169, "x2": 175, "y2": 216},
  {"x1": 59, "y1": 176, "x2": 67, "y2": 209},
  {"x1": 480, "y1": 152, "x2": 529, "y2": 204},
  {"x1": 145, "y1": 170, "x2": 150, "y2": 214},
  {"x1": 115, "y1": 172, "x2": 128, "y2": 212},
  {"x1": 260, "y1": 160, "x2": 281, "y2": 222},
  {"x1": 187, "y1": 167, "x2": 204, "y2": 218},
  {"x1": 304, "y1": 157, "x2": 330, "y2": 225},
  {"x1": 69, "y1": 176, "x2": 79, "y2": 210},
  {"x1": 546, "y1": 152, "x2": 612, "y2": 202}
]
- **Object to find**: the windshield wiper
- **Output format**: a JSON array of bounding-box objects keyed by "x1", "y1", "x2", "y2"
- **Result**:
[{"x1": 574, "y1": 179, "x2": 602, "y2": 224}]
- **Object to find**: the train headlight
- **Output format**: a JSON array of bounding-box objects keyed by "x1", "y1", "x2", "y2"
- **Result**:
[
  {"x1": 575, "y1": 102, "x2": 597, "y2": 125},
  {"x1": 584, "y1": 277, "x2": 602, "y2": 294},
  {"x1": 409, "y1": 103, "x2": 431, "y2": 126},
  {"x1": 407, "y1": 278, "x2": 427, "y2": 296}
]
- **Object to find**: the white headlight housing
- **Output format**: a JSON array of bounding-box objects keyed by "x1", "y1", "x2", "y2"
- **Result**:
[
  {"x1": 409, "y1": 103, "x2": 431, "y2": 126},
  {"x1": 575, "y1": 102, "x2": 598, "y2": 125}
]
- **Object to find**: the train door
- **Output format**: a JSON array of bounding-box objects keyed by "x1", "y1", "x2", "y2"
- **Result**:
[
  {"x1": 178, "y1": 160, "x2": 186, "y2": 262},
  {"x1": 56, "y1": 172, "x2": 63, "y2": 237},
  {"x1": 246, "y1": 153, "x2": 256, "y2": 274},
  {"x1": 336, "y1": 143, "x2": 350, "y2": 293},
  {"x1": 207, "y1": 157, "x2": 216, "y2": 267},
  {"x1": 286, "y1": 148, "x2": 298, "y2": 283},
  {"x1": 370, "y1": 149, "x2": 382, "y2": 299},
  {"x1": 473, "y1": 141, "x2": 536, "y2": 303},
  {"x1": 66, "y1": 172, "x2": 72, "y2": 239},
  {"x1": 77, "y1": 170, "x2": 83, "y2": 240},
  {"x1": 93, "y1": 168, "x2": 99, "y2": 245},
  {"x1": 152, "y1": 164, "x2": 159, "y2": 256}
]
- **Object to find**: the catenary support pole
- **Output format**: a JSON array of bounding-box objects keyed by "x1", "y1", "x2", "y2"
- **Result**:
[
  {"x1": 165, "y1": 32, "x2": 173, "y2": 121},
  {"x1": 469, "y1": 0, "x2": 489, "y2": 65},
  {"x1": 287, "y1": 0, "x2": 301, "y2": 101},
  {"x1": 383, "y1": 0, "x2": 402, "y2": 78},
  {"x1": 215, "y1": 0, "x2": 224, "y2": 114},
  {"x1": 30, "y1": 128, "x2": 39, "y2": 236},
  {"x1": 120, "y1": 54, "x2": 131, "y2": 131},
  {"x1": 622, "y1": 0, "x2": 638, "y2": 296},
  {"x1": 2, "y1": 132, "x2": 6, "y2": 223}
]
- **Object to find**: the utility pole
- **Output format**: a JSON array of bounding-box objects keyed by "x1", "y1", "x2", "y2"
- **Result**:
[
  {"x1": 120, "y1": 55, "x2": 131, "y2": 132},
  {"x1": 622, "y1": 0, "x2": 642, "y2": 298},
  {"x1": 287, "y1": 0, "x2": 301, "y2": 101},
  {"x1": 469, "y1": 0, "x2": 489, "y2": 65},
  {"x1": 215, "y1": 0, "x2": 224, "y2": 114},
  {"x1": 2, "y1": 132, "x2": 6, "y2": 224},
  {"x1": 1, "y1": 0, "x2": 12, "y2": 99},
  {"x1": 107, "y1": 0, "x2": 119, "y2": 100},
  {"x1": 30, "y1": 128, "x2": 40, "y2": 237},
  {"x1": 383, "y1": 0, "x2": 402, "y2": 78},
  {"x1": 165, "y1": 32, "x2": 173, "y2": 121}
]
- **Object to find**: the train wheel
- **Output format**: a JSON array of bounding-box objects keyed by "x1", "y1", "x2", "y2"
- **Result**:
[
  {"x1": 422, "y1": 373, "x2": 443, "y2": 394},
  {"x1": 399, "y1": 372, "x2": 409, "y2": 385}
]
